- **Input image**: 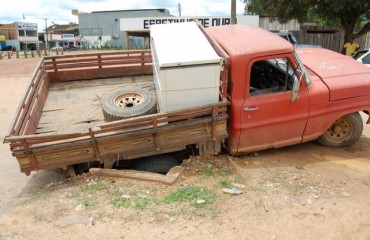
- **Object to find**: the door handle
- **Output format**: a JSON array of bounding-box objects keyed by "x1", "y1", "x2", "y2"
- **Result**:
[{"x1": 244, "y1": 106, "x2": 259, "y2": 112}]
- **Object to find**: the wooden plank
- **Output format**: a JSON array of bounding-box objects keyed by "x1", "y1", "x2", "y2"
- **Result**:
[
  {"x1": 89, "y1": 166, "x2": 184, "y2": 185},
  {"x1": 47, "y1": 65, "x2": 153, "y2": 82},
  {"x1": 11, "y1": 65, "x2": 46, "y2": 136},
  {"x1": 19, "y1": 72, "x2": 50, "y2": 135}
]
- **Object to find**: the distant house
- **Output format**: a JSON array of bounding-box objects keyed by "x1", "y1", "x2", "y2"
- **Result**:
[
  {"x1": 0, "y1": 22, "x2": 40, "y2": 51},
  {"x1": 45, "y1": 24, "x2": 79, "y2": 49}
]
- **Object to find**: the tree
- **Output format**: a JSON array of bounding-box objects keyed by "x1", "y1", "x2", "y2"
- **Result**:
[{"x1": 246, "y1": 0, "x2": 370, "y2": 43}]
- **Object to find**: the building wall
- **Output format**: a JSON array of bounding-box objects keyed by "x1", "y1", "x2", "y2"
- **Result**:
[
  {"x1": 78, "y1": 9, "x2": 172, "y2": 49},
  {"x1": 0, "y1": 22, "x2": 39, "y2": 50},
  {"x1": 0, "y1": 23, "x2": 18, "y2": 40}
]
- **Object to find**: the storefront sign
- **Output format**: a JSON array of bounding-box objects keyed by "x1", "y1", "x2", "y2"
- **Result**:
[
  {"x1": 120, "y1": 15, "x2": 259, "y2": 31},
  {"x1": 63, "y1": 34, "x2": 75, "y2": 39},
  {"x1": 17, "y1": 22, "x2": 37, "y2": 30}
]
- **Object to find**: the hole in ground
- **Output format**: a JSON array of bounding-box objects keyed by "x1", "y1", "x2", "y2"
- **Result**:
[{"x1": 113, "y1": 149, "x2": 192, "y2": 174}]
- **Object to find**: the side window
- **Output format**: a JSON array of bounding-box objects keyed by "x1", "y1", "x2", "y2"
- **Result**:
[{"x1": 249, "y1": 58, "x2": 297, "y2": 96}]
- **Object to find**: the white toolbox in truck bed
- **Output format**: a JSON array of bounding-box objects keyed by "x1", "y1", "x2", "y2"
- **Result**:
[{"x1": 150, "y1": 21, "x2": 222, "y2": 112}]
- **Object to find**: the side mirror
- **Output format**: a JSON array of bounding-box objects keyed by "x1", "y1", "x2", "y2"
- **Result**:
[{"x1": 291, "y1": 76, "x2": 301, "y2": 103}]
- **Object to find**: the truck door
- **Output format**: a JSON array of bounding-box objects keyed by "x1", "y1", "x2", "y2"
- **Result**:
[{"x1": 238, "y1": 55, "x2": 310, "y2": 153}]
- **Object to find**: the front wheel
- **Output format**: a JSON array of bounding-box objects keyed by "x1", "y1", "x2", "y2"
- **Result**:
[{"x1": 317, "y1": 112, "x2": 363, "y2": 147}]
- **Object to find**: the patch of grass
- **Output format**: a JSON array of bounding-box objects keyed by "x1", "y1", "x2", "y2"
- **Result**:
[
  {"x1": 86, "y1": 181, "x2": 104, "y2": 193},
  {"x1": 131, "y1": 190, "x2": 160, "y2": 210},
  {"x1": 290, "y1": 184, "x2": 304, "y2": 194},
  {"x1": 164, "y1": 186, "x2": 216, "y2": 208},
  {"x1": 109, "y1": 185, "x2": 120, "y2": 196},
  {"x1": 200, "y1": 167, "x2": 216, "y2": 179},
  {"x1": 111, "y1": 196, "x2": 131, "y2": 208},
  {"x1": 133, "y1": 197, "x2": 151, "y2": 210},
  {"x1": 219, "y1": 166, "x2": 232, "y2": 177},
  {"x1": 83, "y1": 196, "x2": 96, "y2": 210},
  {"x1": 96, "y1": 212, "x2": 107, "y2": 221},
  {"x1": 219, "y1": 175, "x2": 247, "y2": 189},
  {"x1": 34, "y1": 214, "x2": 47, "y2": 222},
  {"x1": 71, "y1": 191, "x2": 81, "y2": 199},
  {"x1": 219, "y1": 178, "x2": 233, "y2": 188},
  {"x1": 270, "y1": 177, "x2": 285, "y2": 186},
  {"x1": 233, "y1": 175, "x2": 247, "y2": 184}
]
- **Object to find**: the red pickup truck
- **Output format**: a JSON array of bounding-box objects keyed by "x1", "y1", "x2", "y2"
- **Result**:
[
  {"x1": 4, "y1": 22, "x2": 370, "y2": 176},
  {"x1": 205, "y1": 25, "x2": 370, "y2": 154}
]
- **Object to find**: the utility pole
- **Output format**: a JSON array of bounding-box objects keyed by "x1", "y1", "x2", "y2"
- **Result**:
[
  {"x1": 231, "y1": 0, "x2": 237, "y2": 25},
  {"x1": 177, "y1": 3, "x2": 182, "y2": 17},
  {"x1": 43, "y1": 18, "x2": 49, "y2": 50}
]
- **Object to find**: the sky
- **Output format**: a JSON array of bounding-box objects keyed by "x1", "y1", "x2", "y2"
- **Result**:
[{"x1": 1, "y1": 0, "x2": 246, "y2": 32}]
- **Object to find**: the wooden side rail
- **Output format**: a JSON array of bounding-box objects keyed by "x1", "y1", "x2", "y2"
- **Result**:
[{"x1": 5, "y1": 100, "x2": 229, "y2": 148}]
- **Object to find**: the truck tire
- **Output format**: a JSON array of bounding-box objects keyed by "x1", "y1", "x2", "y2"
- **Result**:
[
  {"x1": 317, "y1": 112, "x2": 363, "y2": 147},
  {"x1": 102, "y1": 88, "x2": 156, "y2": 122},
  {"x1": 133, "y1": 155, "x2": 180, "y2": 174}
]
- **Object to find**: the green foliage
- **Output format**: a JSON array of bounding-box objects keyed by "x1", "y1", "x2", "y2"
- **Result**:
[
  {"x1": 219, "y1": 178, "x2": 233, "y2": 188},
  {"x1": 83, "y1": 196, "x2": 96, "y2": 209},
  {"x1": 111, "y1": 196, "x2": 131, "y2": 208},
  {"x1": 246, "y1": 0, "x2": 370, "y2": 41},
  {"x1": 85, "y1": 181, "x2": 104, "y2": 193},
  {"x1": 164, "y1": 186, "x2": 216, "y2": 208},
  {"x1": 69, "y1": 22, "x2": 78, "y2": 27}
]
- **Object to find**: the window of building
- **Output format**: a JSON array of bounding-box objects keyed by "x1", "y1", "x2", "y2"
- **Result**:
[{"x1": 26, "y1": 30, "x2": 37, "y2": 37}]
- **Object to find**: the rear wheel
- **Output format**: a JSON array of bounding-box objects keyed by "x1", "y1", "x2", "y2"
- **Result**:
[{"x1": 317, "y1": 112, "x2": 363, "y2": 147}]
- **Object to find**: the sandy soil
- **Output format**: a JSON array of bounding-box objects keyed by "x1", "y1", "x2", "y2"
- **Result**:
[{"x1": 0, "y1": 55, "x2": 370, "y2": 240}]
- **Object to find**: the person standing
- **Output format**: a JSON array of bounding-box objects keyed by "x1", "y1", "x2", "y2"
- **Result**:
[{"x1": 342, "y1": 36, "x2": 360, "y2": 56}]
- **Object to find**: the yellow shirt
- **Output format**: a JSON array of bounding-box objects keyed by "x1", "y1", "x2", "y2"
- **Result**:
[{"x1": 343, "y1": 42, "x2": 359, "y2": 56}]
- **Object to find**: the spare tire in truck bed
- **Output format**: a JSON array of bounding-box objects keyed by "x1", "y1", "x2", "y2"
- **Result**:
[{"x1": 102, "y1": 88, "x2": 157, "y2": 121}]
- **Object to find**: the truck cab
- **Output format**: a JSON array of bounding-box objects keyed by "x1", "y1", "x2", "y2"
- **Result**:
[{"x1": 206, "y1": 24, "x2": 370, "y2": 155}]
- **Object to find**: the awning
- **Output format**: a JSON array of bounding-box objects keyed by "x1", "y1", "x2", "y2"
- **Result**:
[
  {"x1": 20, "y1": 40, "x2": 43, "y2": 44},
  {"x1": 127, "y1": 30, "x2": 150, "y2": 38}
]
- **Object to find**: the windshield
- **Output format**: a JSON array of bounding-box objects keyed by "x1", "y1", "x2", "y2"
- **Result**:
[{"x1": 293, "y1": 51, "x2": 312, "y2": 86}]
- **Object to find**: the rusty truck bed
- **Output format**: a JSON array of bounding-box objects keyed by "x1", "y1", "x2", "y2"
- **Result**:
[
  {"x1": 37, "y1": 75, "x2": 155, "y2": 134},
  {"x1": 4, "y1": 51, "x2": 229, "y2": 175}
]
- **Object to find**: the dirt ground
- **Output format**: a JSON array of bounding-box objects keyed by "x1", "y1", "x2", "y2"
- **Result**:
[{"x1": 0, "y1": 55, "x2": 370, "y2": 240}]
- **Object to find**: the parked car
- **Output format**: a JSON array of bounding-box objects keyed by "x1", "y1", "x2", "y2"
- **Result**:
[
  {"x1": 50, "y1": 46, "x2": 63, "y2": 52},
  {"x1": 352, "y1": 49, "x2": 370, "y2": 67},
  {"x1": 64, "y1": 45, "x2": 79, "y2": 51},
  {"x1": 276, "y1": 30, "x2": 322, "y2": 48},
  {"x1": 2, "y1": 46, "x2": 16, "y2": 52}
]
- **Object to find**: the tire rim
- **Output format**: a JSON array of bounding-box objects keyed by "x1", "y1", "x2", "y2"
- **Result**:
[
  {"x1": 114, "y1": 92, "x2": 145, "y2": 108},
  {"x1": 323, "y1": 118, "x2": 353, "y2": 143}
]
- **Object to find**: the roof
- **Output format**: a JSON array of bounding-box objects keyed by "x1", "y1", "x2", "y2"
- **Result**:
[
  {"x1": 205, "y1": 24, "x2": 294, "y2": 58},
  {"x1": 47, "y1": 24, "x2": 78, "y2": 33}
]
